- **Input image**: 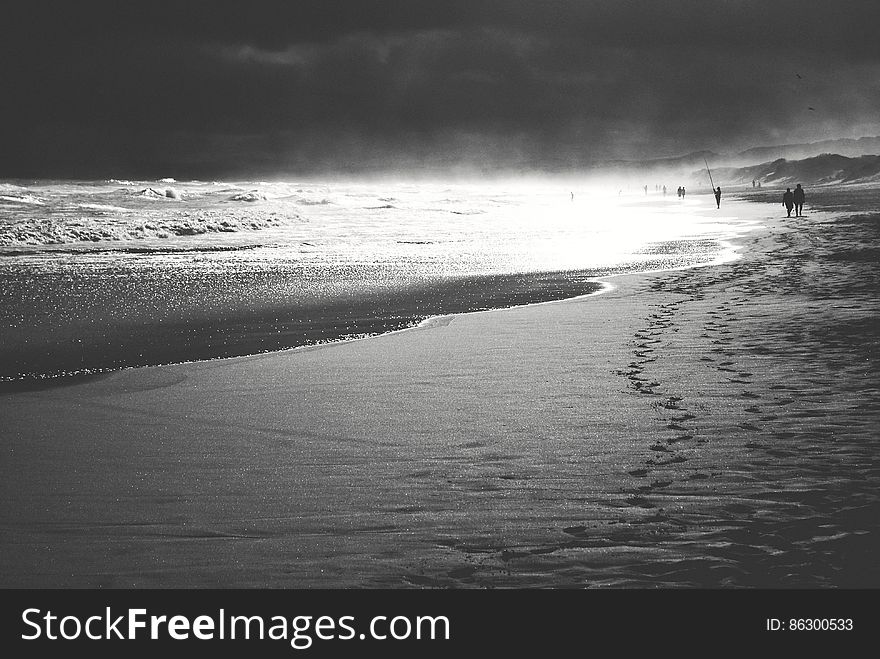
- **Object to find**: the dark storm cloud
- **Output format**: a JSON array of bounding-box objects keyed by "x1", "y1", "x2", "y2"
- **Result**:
[{"x1": 3, "y1": 1, "x2": 880, "y2": 177}]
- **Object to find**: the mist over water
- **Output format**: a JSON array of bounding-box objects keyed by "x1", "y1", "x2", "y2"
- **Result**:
[{"x1": 0, "y1": 178, "x2": 757, "y2": 385}]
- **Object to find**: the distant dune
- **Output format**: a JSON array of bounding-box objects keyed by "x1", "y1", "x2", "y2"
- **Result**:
[
  {"x1": 735, "y1": 136, "x2": 880, "y2": 164},
  {"x1": 584, "y1": 136, "x2": 880, "y2": 188},
  {"x1": 710, "y1": 154, "x2": 880, "y2": 187}
]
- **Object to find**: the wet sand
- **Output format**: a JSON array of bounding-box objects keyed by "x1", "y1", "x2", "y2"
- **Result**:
[
  {"x1": 0, "y1": 264, "x2": 604, "y2": 386},
  {"x1": 1, "y1": 192, "x2": 878, "y2": 588}
]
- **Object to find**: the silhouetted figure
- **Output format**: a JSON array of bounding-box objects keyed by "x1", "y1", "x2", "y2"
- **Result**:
[
  {"x1": 752, "y1": 179, "x2": 756, "y2": 188},
  {"x1": 782, "y1": 188, "x2": 794, "y2": 217},
  {"x1": 663, "y1": 185, "x2": 667, "y2": 196},
  {"x1": 681, "y1": 186, "x2": 685, "y2": 197},
  {"x1": 571, "y1": 191, "x2": 574, "y2": 201},
  {"x1": 644, "y1": 185, "x2": 648, "y2": 195},
  {"x1": 714, "y1": 186, "x2": 721, "y2": 208},
  {"x1": 677, "y1": 186, "x2": 682, "y2": 198},
  {"x1": 793, "y1": 183, "x2": 805, "y2": 216}
]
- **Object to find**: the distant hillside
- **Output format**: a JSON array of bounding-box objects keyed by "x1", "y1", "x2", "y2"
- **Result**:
[
  {"x1": 594, "y1": 136, "x2": 880, "y2": 183},
  {"x1": 598, "y1": 150, "x2": 722, "y2": 172},
  {"x1": 588, "y1": 136, "x2": 880, "y2": 183},
  {"x1": 735, "y1": 136, "x2": 880, "y2": 165},
  {"x1": 706, "y1": 154, "x2": 880, "y2": 187},
  {"x1": 504, "y1": 136, "x2": 880, "y2": 186},
  {"x1": 588, "y1": 150, "x2": 724, "y2": 182}
]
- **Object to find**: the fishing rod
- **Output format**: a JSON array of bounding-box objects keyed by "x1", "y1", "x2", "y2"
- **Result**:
[{"x1": 704, "y1": 157, "x2": 716, "y2": 191}]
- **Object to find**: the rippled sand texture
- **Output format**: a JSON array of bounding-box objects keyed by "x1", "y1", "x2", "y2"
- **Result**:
[{"x1": 1, "y1": 195, "x2": 878, "y2": 588}]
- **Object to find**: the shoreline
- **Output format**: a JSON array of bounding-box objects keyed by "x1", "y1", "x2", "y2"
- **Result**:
[
  {"x1": 0, "y1": 268, "x2": 607, "y2": 390},
  {"x1": 0, "y1": 247, "x2": 731, "y2": 394},
  {"x1": 2, "y1": 192, "x2": 879, "y2": 587},
  {"x1": 1, "y1": 203, "x2": 744, "y2": 391}
]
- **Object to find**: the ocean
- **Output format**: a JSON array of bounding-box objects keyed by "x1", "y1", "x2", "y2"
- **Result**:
[{"x1": 0, "y1": 178, "x2": 756, "y2": 387}]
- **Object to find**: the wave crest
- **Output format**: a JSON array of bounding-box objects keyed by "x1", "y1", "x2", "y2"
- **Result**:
[
  {"x1": 229, "y1": 191, "x2": 267, "y2": 202},
  {"x1": 0, "y1": 211, "x2": 298, "y2": 248},
  {"x1": 138, "y1": 187, "x2": 181, "y2": 199},
  {"x1": 0, "y1": 194, "x2": 45, "y2": 205}
]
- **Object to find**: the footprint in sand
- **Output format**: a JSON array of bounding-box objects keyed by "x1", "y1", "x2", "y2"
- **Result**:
[
  {"x1": 403, "y1": 574, "x2": 442, "y2": 587},
  {"x1": 447, "y1": 566, "x2": 478, "y2": 580},
  {"x1": 656, "y1": 454, "x2": 688, "y2": 465},
  {"x1": 562, "y1": 525, "x2": 588, "y2": 537},
  {"x1": 625, "y1": 495, "x2": 655, "y2": 508}
]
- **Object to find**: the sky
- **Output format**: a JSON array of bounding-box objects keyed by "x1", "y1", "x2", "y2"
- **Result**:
[{"x1": 3, "y1": 0, "x2": 880, "y2": 179}]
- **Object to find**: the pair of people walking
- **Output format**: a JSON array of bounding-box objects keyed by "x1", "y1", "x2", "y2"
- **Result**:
[{"x1": 782, "y1": 183, "x2": 806, "y2": 217}]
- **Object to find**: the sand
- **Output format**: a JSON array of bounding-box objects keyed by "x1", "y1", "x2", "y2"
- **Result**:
[{"x1": 2, "y1": 193, "x2": 878, "y2": 588}]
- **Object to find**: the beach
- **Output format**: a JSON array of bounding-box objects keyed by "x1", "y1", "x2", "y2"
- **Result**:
[{"x1": 1, "y1": 190, "x2": 879, "y2": 588}]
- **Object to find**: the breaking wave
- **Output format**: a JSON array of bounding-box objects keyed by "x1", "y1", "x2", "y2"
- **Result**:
[
  {"x1": 0, "y1": 194, "x2": 45, "y2": 206},
  {"x1": 0, "y1": 213, "x2": 293, "y2": 248},
  {"x1": 1, "y1": 243, "x2": 265, "y2": 257},
  {"x1": 229, "y1": 191, "x2": 267, "y2": 202}
]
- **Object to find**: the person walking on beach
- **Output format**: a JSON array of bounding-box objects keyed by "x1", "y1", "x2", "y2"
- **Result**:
[
  {"x1": 793, "y1": 183, "x2": 805, "y2": 217},
  {"x1": 714, "y1": 186, "x2": 722, "y2": 208},
  {"x1": 681, "y1": 186, "x2": 686, "y2": 197},
  {"x1": 782, "y1": 187, "x2": 794, "y2": 217}
]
